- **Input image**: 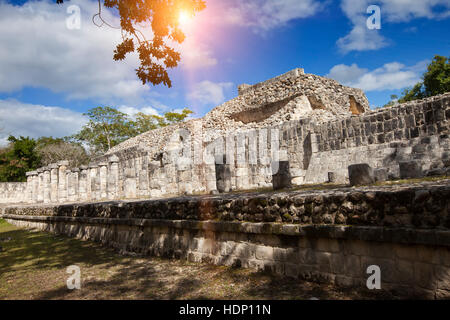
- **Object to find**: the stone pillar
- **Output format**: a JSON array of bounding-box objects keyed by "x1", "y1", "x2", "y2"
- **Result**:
[
  {"x1": 89, "y1": 164, "x2": 99, "y2": 200},
  {"x1": 79, "y1": 166, "x2": 88, "y2": 201},
  {"x1": 66, "y1": 169, "x2": 73, "y2": 202},
  {"x1": 86, "y1": 165, "x2": 92, "y2": 201},
  {"x1": 30, "y1": 171, "x2": 39, "y2": 203},
  {"x1": 138, "y1": 154, "x2": 150, "y2": 197},
  {"x1": 124, "y1": 160, "x2": 137, "y2": 199},
  {"x1": 68, "y1": 168, "x2": 79, "y2": 202},
  {"x1": 43, "y1": 167, "x2": 51, "y2": 203},
  {"x1": 37, "y1": 168, "x2": 44, "y2": 203},
  {"x1": 58, "y1": 160, "x2": 69, "y2": 203},
  {"x1": 25, "y1": 171, "x2": 35, "y2": 203},
  {"x1": 215, "y1": 155, "x2": 231, "y2": 193},
  {"x1": 108, "y1": 156, "x2": 119, "y2": 200},
  {"x1": 49, "y1": 164, "x2": 59, "y2": 203},
  {"x1": 99, "y1": 162, "x2": 108, "y2": 199}
]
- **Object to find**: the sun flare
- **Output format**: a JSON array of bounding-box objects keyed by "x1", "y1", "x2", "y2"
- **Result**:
[{"x1": 178, "y1": 11, "x2": 192, "y2": 27}]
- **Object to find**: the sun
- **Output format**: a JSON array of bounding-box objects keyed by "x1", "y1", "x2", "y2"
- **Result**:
[{"x1": 178, "y1": 11, "x2": 192, "y2": 27}]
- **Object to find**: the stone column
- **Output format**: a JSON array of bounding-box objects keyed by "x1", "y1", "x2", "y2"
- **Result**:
[
  {"x1": 49, "y1": 164, "x2": 59, "y2": 203},
  {"x1": 99, "y1": 162, "x2": 108, "y2": 199},
  {"x1": 108, "y1": 156, "x2": 119, "y2": 200},
  {"x1": 37, "y1": 168, "x2": 44, "y2": 203},
  {"x1": 58, "y1": 160, "x2": 69, "y2": 203},
  {"x1": 68, "y1": 168, "x2": 79, "y2": 202},
  {"x1": 89, "y1": 164, "x2": 99, "y2": 200},
  {"x1": 215, "y1": 155, "x2": 232, "y2": 193},
  {"x1": 25, "y1": 171, "x2": 35, "y2": 203},
  {"x1": 31, "y1": 171, "x2": 39, "y2": 203},
  {"x1": 79, "y1": 166, "x2": 88, "y2": 201},
  {"x1": 43, "y1": 167, "x2": 51, "y2": 203}
]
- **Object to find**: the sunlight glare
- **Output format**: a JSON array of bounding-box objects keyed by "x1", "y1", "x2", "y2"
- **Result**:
[{"x1": 178, "y1": 11, "x2": 192, "y2": 27}]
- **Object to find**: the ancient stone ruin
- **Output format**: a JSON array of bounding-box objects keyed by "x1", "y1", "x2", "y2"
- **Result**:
[
  {"x1": 1, "y1": 68, "x2": 449, "y2": 204},
  {"x1": 1, "y1": 69, "x2": 450, "y2": 298}
]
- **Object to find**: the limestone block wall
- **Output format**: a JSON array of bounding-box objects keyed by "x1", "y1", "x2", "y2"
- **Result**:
[
  {"x1": 1, "y1": 94, "x2": 449, "y2": 205},
  {"x1": 0, "y1": 182, "x2": 27, "y2": 204},
  {"x1": 284, "y1": 93, "x2": 450, "y2": 184},
  {"x1": 2, "y1": 181, "x2": 450, "y2": 298}
]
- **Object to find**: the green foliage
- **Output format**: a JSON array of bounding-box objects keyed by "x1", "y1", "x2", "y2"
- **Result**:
[
  {"x1": 132, "y1": 108, "x2": 193, "y2": 134},
  {"x1": 71, "y1": 106, "x2": 194, "y2": 153},
  {"x1": 397, "y1": 55, "x2": 449, "y2": 104},
  {"x1": 383, "y1": 94, "x2": 399, "y2": 108},
  {"x1": 0, "y1": 136, "x2": 91, "y2": 182},
  {"x1": 56, "y1": 0, "x2": 206, "y2": 87},
  {"x1": 163, "y1": 108, "x2": 194, "y2": 125},
  {"x1": 422, "y1": 55, "x2": 450, "y2": 97},
  {"x1": 71, "y1": 107, "x2": 136, "y2": 154},
  {"x1": 0, "y1": 136, "x2": 40, "y2": 182},
  {"x1": 398, "y1": 82, "x2": 424, "y2": 103}
]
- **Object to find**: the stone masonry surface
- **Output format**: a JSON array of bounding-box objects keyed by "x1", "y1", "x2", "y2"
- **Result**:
[
  {"x1": 2, "y1": 179, "x2": 450, "y2": 299},
  {"x1": 0, "y1": 69, "x2": 449, "y2": 204},
  {"x1": 2, "y1": 179, "x2": 450, "y2": 229},
  {"x1": 1, "y1": 70, "x2": 450, "y2": 299}
]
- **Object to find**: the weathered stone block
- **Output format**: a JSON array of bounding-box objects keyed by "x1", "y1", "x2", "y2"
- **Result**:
[
  {"x1": 426, "y1": 168, "x2": 446, "y2": 177},
  {"x1": 328, "y1": 172, "x2": 336, "y2": 183},
  {"x1": 399, "y1": 161, "x2": 423, "y2": 179},
  {"x1": 272, "y1": 161, "x2": 292, "y2": 190},
  {"x1": 255, "y1": 245, "x2": 274, "y2": 260},
  {"x1": 348, "y1": 163, "x2": 374, "y2": 186},
  {"x1": 373, "y1": 168, "x2": 388, "y2": 182}
]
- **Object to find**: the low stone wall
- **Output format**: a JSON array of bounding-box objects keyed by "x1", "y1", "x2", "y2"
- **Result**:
[
  {"x1": 0, "y1": 182, "x2": 27, "y2": 204},
  {"x1": 284, "y1": 93, "x2": 450, "y2": 184},
  {"x1": 2, "y1": 180, "x2": 450, "y2": 298}
]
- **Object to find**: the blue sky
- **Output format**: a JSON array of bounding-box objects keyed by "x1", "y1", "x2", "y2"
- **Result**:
[{"x1": 0, "y1": 0, "x2": 449, "y2": 144}]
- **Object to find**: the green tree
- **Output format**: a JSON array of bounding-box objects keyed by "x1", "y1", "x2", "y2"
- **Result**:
[
  {"x1": 163, "y1": 108, "x2": 194, "y2": 124},
  {"x1": 72, "y1": 107, "x2": 135, "y2": 154},
  {"x1": 132, "y1": 108, "x2": 193, "y2": 134},
  {"x1": 398, "y1": 55, "x2": 449, "y2": 103},
  {"x1": 0, "y1": 136, "x2": 41, "y2": 182},
  {"x1": 383, "y1": 94, "x2": 399, "y2": 108},
  {"x1": 133, "y1": 113, "x2": 166, "y2": 134},
  {"x1": 56, "y1": 0, "x2": 206, "y2": 87},
  {"x1": 422, "y1": 55, "x2": 450, "y2": 97},
  {"x1": 71, "y1": 106, "x2": 194, "y2": 152}
]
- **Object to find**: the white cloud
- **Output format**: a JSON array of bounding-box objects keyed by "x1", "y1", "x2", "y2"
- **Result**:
[
  {"x1": 218, "y1": 0, "x2": 324, "y2": 31},
  {"x1": 180, "y1": 40, "x2": 218, "y2": 69},
  {"x1": 327, "y1": 60, "x2": 428, "y2": 91},
  {"x1": 187, "y1": 81, "x2": 233, "y2": 106},
  {"x1": 117, "y1": 105, "x2": 160, "y2": 116},
  {"x1": 380, "y1": 0, "x2": 450, "y2": 22},
  {"x1": 327, "y1": 63, "x2": 368, "y2": 84},
  {"x1": 337, "y1": 24, "x2": 389, "y2": 53},
  {"x1": 0, "y1": 99, "x2": 86, "y2": 145},
  {"x1": 338, "y1": 0, "x2": 450, "y2": 53},
  {"x1": 0, "y1": 0, "x2": 149, "y2": 104}
]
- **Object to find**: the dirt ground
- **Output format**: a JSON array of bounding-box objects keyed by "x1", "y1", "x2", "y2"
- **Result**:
[{"x1": 0, "y1": 219, "x2": 392, "y2": 300}]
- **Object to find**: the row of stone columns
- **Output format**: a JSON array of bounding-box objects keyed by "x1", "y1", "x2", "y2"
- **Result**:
[{"x1": 25, "y1": 156, "x2": 121, "y2": 204}]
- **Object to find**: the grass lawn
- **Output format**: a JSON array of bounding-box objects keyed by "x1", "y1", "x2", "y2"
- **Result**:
[{"x1": 0, "y1": 219, "x2": 390, "y2": 300}]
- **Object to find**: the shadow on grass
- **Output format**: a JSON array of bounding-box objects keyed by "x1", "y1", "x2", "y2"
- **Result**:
[{"x1": 1, "y1": 222, "x2": 390, "y2": 300}]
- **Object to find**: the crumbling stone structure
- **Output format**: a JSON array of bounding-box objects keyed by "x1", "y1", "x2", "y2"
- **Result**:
[
  {"x1": 1, "y1": 69, "x2": 450, "y2": 298},
  {"x1": 0, "y1": 69, "x2": 449, "y2": 204},
  {"x1": 3, "y1": 180, "x2": 450, "y2": 298}
]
